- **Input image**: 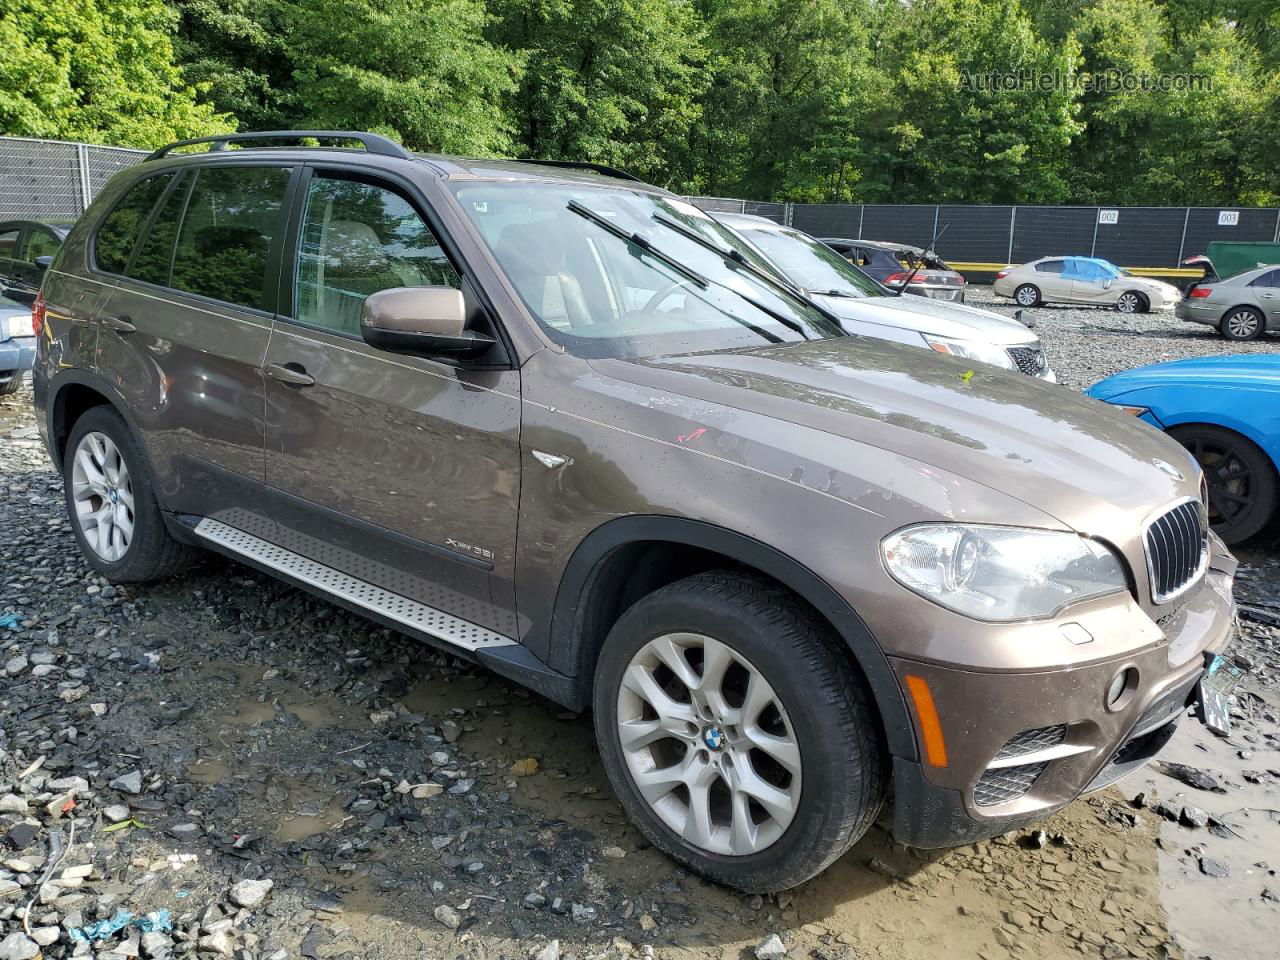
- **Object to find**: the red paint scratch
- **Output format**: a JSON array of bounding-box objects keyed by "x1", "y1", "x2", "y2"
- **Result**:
[{"x1": 676, "y1": 427, "x2": 707, "y2": 445}]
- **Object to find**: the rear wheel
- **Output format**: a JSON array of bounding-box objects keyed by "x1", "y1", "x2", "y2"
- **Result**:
[
  {"x1": 593, "y1": 571, "x2": 886, "y2": 891},
  {"x1": 1220, "y1": 306, "x2": 1264, "y2": 341},
  {"x1": 63, "y1": 405, "x2": 196, "y2": 581},
  {"x1": 1116, "y1": 291, "x2": 1148, "y2": 314},
  {"x1": 1014, "y1": 284, "x2": 1040, "y2": 307},
  {"x1": 1169, "y1": 424, "x2": 1277, "y2": 544}
]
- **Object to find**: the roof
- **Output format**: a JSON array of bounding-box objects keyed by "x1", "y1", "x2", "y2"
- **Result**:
[{"x1": 820, "y1": 238, "x2": 925, "y2": 255}]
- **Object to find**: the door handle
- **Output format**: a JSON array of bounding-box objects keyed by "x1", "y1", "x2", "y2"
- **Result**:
[
  {"x1": 264, "y1": 362, "x2": 315, "y2": 386},
  {"x1": 102, "y1": 315, "x2": 136, "y2": 333}
]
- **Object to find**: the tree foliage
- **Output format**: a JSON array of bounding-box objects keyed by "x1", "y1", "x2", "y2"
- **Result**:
[{"x1": 2, "y1": 0, "x2": 1278, "y2": 204}]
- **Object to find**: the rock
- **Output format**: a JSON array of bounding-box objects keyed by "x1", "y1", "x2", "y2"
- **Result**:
[
  {"x1": 109, "y1": 770, "x2": 144, "y2": 795},
  {"x1": 197, "y1": 929, "x2": 237, "y2": 956},
  {"x1": 1199, "y1": 857, "x2": 1230, "y2": 878},
  {"x1": 141, "y1": 931, "x2": 172, "y2": 957},
  {"x1": 434, "y1": 904, "x2": 462, "y2": 930},
  {"x1": 602, "y1": 846, "x2": 627, "y2": 859},
  {"x1": 103, "y1": 804, "x2": 132, "y2": 824},
  {"x1": 441, "y1": 719, "x2": 462, "y2": 743},
  {"x1": 0, "y1": 794, "x2": 28, "y2": 815},
  {"x1": 411, "y1": 783, "x2": 443, "y2": 799},
  {"x1": 533, "y1": 940, "x2": 561, "y2": 960},
  {"x1": 755, "y1": 934, "x2": 788, "y2": 960},
  {"x1": 510, "y1": 757, "x2": 539, "y2": 776},
  {"x1": 168, "y1": 823, "x2": 201, "y2": 842},
  {"x1": 1159, "y1": 762, "x2": 1226, "y2": 793},
  {"x1": 229, "y1": 878, "x2": 274, "y2": 909},
  {"x1": 29, "y1": 928, "x2": 59, "y2": 947},
  {"x1": 4, "y1": 655, "x2": 28, "y2": 676},
  {"x1": 571, "y1": 902, "x2": 597, "y2": 923},
  {"x1": 524, "y1": 892, "x2": 548, "y2": 908},
  {"x1": 0, "y1": 879, "x2": 22, "y2": 899},
  {"x1": 1179, "y1": 805, "x2": 1209, "y2": 828},
  {"x1": 3, "y1": 823, "x2": 39, "y2": 850},
  {"x1": 0, "y1": 933, "x2": 39, "y2": 960}
]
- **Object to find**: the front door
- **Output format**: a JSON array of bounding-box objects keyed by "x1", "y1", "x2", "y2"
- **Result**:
[
  {"x1": 262, "y1": 169, "x2": 521, "y2": 638},
  {"x1": 10, "y1": 227, "x2": 61, "y2": 300},
  {"x1": 1252, "y1": 269, "x2": 1280, "y2": 327},
  {"x1": 95, "y1": 163, "x2": 293, "y2": 523}
]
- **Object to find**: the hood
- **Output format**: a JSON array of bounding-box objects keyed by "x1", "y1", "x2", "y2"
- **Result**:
[
  {"x1": 595, "y1": 337, "x2": 1199, "y2": 536},
  {"x1": 1089, "y1": 354, "x2": 1280, "y2": 398},
  {"x1": 812, "y1": 293, "x2": 1037, "y2": 346}
]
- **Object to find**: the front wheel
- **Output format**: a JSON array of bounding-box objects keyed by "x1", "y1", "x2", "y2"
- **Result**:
[
  {"x1": 593, "y1": 571, "x2": 886, "y2": 891},
  {"x1": 1115, "y1": 291, "x2": 1148, "y2": 314},
  {"x1": 1170, "y1": 424, "x2": 1277, "y2": 544}
]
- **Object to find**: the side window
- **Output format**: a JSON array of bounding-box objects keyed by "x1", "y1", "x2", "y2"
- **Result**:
[
  {"x1": 94, "y1": 175, "x2": 174, "y2": 274},
  {"x1": 25, "y1": 230, "x2": 62, "y2": 261},
  {"x1": 129, "y1": 173, "x2": 192, "y2": 288},
  {"x1": 1250, "y1": 269, "x2": 1280, "y2": 288},
  {"x1": 294, "y1": 175, "x2": 460, "y2": 335},
  {"x1": 0, "y1": 229, "x2": 20, "y2": 262},
  {"x1": 170, "y1": 166, "x2": 291, "y2": 310},
  {"x1": 1036, "y1": 259, "x2": 1065, "y2": 274}
]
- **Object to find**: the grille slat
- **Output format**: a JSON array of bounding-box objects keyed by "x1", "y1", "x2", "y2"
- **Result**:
[
  {"x1": 1144, "y1": 500, "x2": 1207, "y2": 604},
  {"x1": 1006, "y1": 346, "x2": 1047, "y2": 377},
  {"x1": 974, "y1": 762, "x2": 1049, "y2": 806}
]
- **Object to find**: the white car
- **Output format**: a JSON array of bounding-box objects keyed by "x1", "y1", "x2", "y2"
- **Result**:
[
  {"x1": 717, "y1": 213, "x2": 1055, "y2": 380},
  {"x1": 993, "y1": 256, "x2": 1181, "y2": 313}
]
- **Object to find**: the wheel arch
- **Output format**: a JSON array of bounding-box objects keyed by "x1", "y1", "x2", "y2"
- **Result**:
[
  {"x1": 46, "y1": 370, "x2": 148, "y2": 473},
  {"x1": 1165, "y1": 418, "x2": 1280, "y2": 477},
  {"x1": 1217, "y1": 302, "x2": 1264, "y2": 325},
  {"x1": 547, "y1": 515, "x2": 917, "y2": 760}
]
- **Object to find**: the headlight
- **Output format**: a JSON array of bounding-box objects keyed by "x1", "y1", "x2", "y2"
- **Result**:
[
  {"x1": 881, "y1": 524, "x2": 1127, "y2": 621},
  {"x1": 1109, "y1": 403, "x2": 1149, "y2": 417},
  {"x1": 922, "y1": 335, "x2": 1016, "y2": 371},
  {"x1": 3, "y1": 312, "x2": 34, "y2": 338}
]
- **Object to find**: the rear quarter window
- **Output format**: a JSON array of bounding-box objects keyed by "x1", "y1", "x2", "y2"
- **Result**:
[{"x1": 94, "y1": 174, "x2": 175, "y2": 275}]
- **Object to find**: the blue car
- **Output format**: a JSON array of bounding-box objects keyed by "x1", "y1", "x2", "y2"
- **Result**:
[
  {"x1": 0, "y1": 294, "x2": 35, "y2": 395},
  {"x1": 1087, "y1": 355, "x2": 1280, "y2": 543}
]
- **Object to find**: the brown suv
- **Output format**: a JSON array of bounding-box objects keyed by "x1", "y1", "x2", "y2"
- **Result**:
[{"x1": 32, "y1": 132, "x2": 1236, "y2": 892}]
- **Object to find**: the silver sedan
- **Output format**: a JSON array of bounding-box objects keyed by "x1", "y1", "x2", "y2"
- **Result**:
[{"x1": 1176, "y1": 263, "x2": 1280, "y2": 340}]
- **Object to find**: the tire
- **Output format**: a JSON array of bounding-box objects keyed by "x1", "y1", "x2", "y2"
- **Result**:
[
  {"x1": 1169, "y1": 424, "x2": 1277, "y2": 544},
  {"x1": 0, "y1": 375, "x2": 21, "y2": 396},
  {"x1": 1115, "y1": 290, "x2": 1148, "y2": 314},
  {"x1": 1220, "y1": 306, "x2": 1264, "y2": 341},
  {"x1": 593, "y1": 571, "x2": 886, "y2": 891},
  {"x1": 63, "y1": 405, "x2": 196, "y2": 581},
  {"x1": 1014, "y1": 284, "x2": 1040, "y2": 307}
]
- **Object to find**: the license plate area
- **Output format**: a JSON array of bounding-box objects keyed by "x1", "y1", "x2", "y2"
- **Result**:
[{"x1": 1196, "y1": 653, "x2": 1237, "y2": 737}]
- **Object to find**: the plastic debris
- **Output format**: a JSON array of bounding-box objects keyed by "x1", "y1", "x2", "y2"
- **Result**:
[
  {"x1": 70, "y1": 909, "x2": 134, "y2": 942},
  {"x1": 0, "y1": 613, "x2": 20, "y2": 630},
  {"x1": 133, "y1": 909, "x2": 172, "y2": 933}
]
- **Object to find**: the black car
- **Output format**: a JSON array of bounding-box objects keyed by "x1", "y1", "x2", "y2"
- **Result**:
[
  {"x1": 821, "y1": 238, "x2": 967, "y2": 302},
  {"x1": 0, "y1": 219, "x2": 72, "y2": 303}
]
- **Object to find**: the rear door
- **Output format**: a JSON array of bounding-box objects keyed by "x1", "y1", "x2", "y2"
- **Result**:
[
  {"x1": 94, "y1": 162, "x2": 293, "y2": 525},
  {"x1": 1032, "y1": 259, "x2": 1071, "y2": 300},
  {"x1": 1250, "y1": 269, "x2": 1280, "y2": 327},
  {"x1": 261, "y1": 167, "x2": 521, "y2": 639}
]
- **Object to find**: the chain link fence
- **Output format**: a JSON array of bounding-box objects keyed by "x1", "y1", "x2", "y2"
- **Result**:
[
  {"x1": 2, "y1": 138, "x2": 1276, "y2": 276},
  {"x1": 0, "y1": 137, "x2": 146, "y2": 220}
]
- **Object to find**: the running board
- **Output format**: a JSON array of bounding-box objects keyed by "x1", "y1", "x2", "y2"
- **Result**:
[{"x1": 192, "y1": 517, "x2": 517, "y2": 651}]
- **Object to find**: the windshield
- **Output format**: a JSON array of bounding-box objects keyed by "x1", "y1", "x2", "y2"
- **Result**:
[
  {"x1": 734, "y1": 226, "x2": 886, "y2": 298},
  {"x1": 449, "y1": 182, "x2": 843, "y2": 359}
]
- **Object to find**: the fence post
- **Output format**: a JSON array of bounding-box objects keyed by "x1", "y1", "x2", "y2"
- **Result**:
[
  {"x1": 1007, "y1": 207, "x2": 1016, "y2": 265},
  {"x1": 784, "y1": 202, "x2": 793, "y2": 227},
  {"x1": 75, "y1": 143, "x2": 92, "y2": 214},
  {"x1": 1177, "y1": 208, "x2": 1191, "y2": 264},
  {"x1": 1089, "y1": 209, "x2": 1099, "y2": 258},
  {"x1": 1274, "y1": 209, "x2": 1280, "y2": 244},
  {"x1": 932, "y1": 206, "x2": 939, "y2": 245},
  {"x1": 857, "y1": 205, "x2": 864, "y2": 239}
]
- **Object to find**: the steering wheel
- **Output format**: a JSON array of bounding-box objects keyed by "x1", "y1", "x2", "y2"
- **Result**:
[{"x1": 642, "y1": 279, "x2": 696, "y2": 313}]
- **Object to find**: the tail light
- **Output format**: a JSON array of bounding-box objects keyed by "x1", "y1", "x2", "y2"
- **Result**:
[
  {"x1": 31, "y1": 291, "x2": 46, "y2": 338},
  {"x1": 1188, "y1": 286, "x2": 1211, "y2": 299},
  {"x1": 995, "y1": 270, "x2": 1008, "y2": 280},
  {"x1": 885, "y1": 272, "x2": 922, "y2": 286}
]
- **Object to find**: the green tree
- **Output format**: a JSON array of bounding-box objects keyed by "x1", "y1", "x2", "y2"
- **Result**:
[
  {"x1": 489, "y1": 0, "x2": 709, "y2": 184},
  {"x1": 0, "y1": 0, "x2": 233, "y2": 146},
  {"x1": 286, "y1": 0, "x2": 521, "y2": 154}
]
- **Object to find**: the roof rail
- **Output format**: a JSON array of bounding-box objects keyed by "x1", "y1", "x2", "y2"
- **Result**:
[
  {"x1": 509, "y1": 158, "x2": 642, "y2": 182},
  {"x1": 145, "y1": 130, "x2": 413, "y2": 162}
]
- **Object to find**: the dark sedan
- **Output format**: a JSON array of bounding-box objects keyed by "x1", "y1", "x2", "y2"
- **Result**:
[
  {"x1": 821, "y1": 237, "x2": 967, "y2": 302},
  {"x1": 0, "y1": 218, "x2": 71, "y2": 304}
]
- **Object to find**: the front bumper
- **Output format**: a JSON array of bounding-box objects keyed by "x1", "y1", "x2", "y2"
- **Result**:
[
  {"x1": 891, "y1": 547, "x2": 1235, "y2": 847},
  {"x1": 0, "y1": 335, "x2": 36, "y2": 383}
]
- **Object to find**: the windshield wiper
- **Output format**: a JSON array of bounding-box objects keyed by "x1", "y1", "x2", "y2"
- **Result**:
[
  {"x1": 808, "y1": 289, "x2": 862, "y2": 299},
  {"x1": 567, "y1": 201, "x2": 708, "y2": 289}
]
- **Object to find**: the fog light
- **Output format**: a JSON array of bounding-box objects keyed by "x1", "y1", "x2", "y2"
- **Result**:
[{"x1": 1106, "y1": 668, "x2": 1138, "y2": 710}]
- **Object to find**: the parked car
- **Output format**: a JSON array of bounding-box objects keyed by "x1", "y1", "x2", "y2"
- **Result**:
[
  {"x1": 719, "y1": 213, "x2": 1053, "y2": 379},
  {"x1": 1088, "y1": 356, "x2": 1279, "y2": 544},
  {"x1": 0, "y1": 218, "x2": 70, "y2": 304},
  {"x1": 0, "y1": 294, "x2": 35, "y2": 394},
  {"x1": 820, "y1": 237, "x2": 967, "y2": 301},
  {"x1": 1177, "y1": 263, "x2": 1280, "y2": 341},
  {"x1": 994, "y1": 257, "x2": 1181, "y2": 313},
  {"x1": 1189, "y1": 241, "x2": 1280, "y2": 282},
  {"x1": 35, "y1": 131, "x2": 1236, "y2": 892}
]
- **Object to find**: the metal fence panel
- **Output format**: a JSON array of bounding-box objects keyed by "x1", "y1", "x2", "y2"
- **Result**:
[
  {"x1": 742, "y1": 200, "x2": 786, "y2": 223},
  {"x1": 790, "y1": 204, "x2": 863, "y2": 238},
  {"x1": 1181, "y1": 207, "x2": 1280, "y2": 262},
  {"x1": 934, "y1": 205, "x2": 1011, "y2": 264},
  {"x1": 0, "y1": 136, "x2": 145, "y2": 220},
  {"x1": 687, "y1": 196, "x2": 745, "y2": 214},
  {"x1": 1093, "y1": 207, "x2": 1186, "y2": 267},
  {"x1": 860, "y1": 204, "x2": 937, "y2": 248},
  {"x1": 1010, "y1": 207, "x2": 1097, "y2": 265}
]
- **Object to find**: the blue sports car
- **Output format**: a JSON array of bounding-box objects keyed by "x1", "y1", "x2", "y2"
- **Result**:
[{"x1": 1087, "y1": 355, "x2": 1280, "y2": 544}]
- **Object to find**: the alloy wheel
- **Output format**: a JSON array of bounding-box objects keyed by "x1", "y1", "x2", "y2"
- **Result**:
[
  {"x1": 1015, "y1": 286, "x2": 1037, "y2": 306},
  {"x1": 616, "y1": 632, "x2": 802, "y2": 856},
  {"x1": 1117, "y1": 292, "x2": 1141, "y2": 313},
  {"x1": 1225, "y1": 309, "x2": 1260, "y2": 338},
  {"x1": 1189, "y1": 436, "x2": 1255, "y2": 527},
  {"x1": 71, "y1": 431, "x2": 135, "y2": 562}
]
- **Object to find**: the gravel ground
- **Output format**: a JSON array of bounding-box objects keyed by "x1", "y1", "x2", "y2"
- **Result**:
[
  {"x1": 1, "y1": 305, "x2": 1279, "y2": 960},
  {"x1": 963, "y1": 284, "x2": 1280, "y2": 391}
]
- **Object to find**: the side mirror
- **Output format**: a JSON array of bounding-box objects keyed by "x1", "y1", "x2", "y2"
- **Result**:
[
  {"x1": 34, "y1": 256, "x2": 53, "y2": 271},
  {"x1": 360, "y1": 287, "x2": 494, "y2": 359}
]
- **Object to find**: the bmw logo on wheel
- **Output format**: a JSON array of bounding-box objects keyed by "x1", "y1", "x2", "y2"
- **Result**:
[{"x1": 702, "y1": 725, "x2": 725, "y2": 751}]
